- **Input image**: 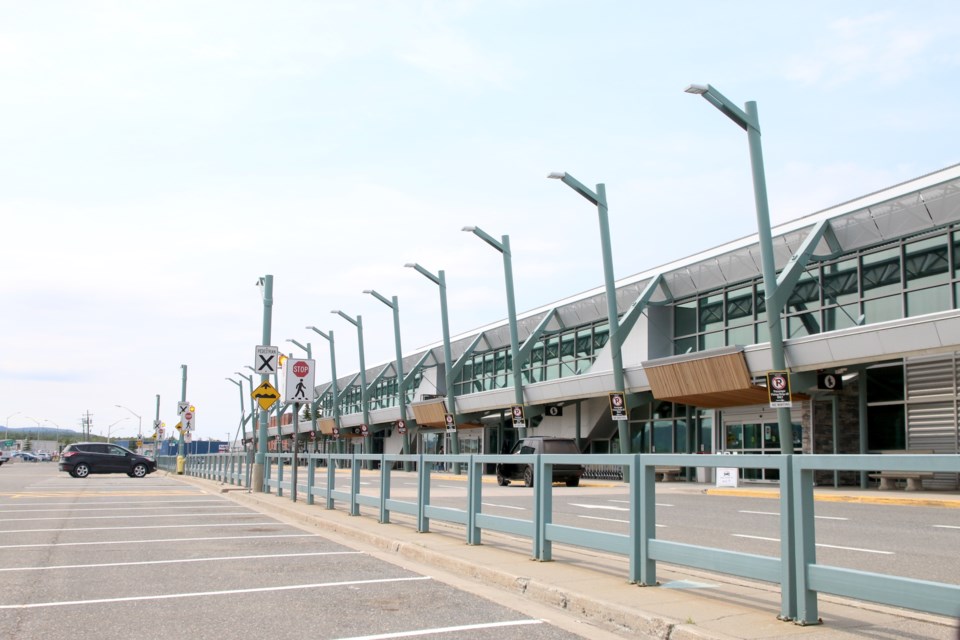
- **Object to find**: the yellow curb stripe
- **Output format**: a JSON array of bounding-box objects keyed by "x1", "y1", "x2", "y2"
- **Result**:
[{"x1": 705, "y1": 488, "x2": 960, "y2": 508}]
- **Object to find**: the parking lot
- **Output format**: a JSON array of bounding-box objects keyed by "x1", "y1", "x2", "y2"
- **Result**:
[{"x1": 0, "y1": 462, "x2": 618, "y2": 640}]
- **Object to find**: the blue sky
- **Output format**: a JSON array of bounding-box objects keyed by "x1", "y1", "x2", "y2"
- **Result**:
[{"x1": 2, "y1": 1, "x2": 959, "y2": 441}]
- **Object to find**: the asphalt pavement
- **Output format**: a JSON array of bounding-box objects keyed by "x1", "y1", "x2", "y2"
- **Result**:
[{"x1": 173, "y1": 469, "x2": 960, "y2": 640}]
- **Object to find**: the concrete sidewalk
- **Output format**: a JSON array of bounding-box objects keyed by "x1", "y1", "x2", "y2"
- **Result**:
[{"x1": 173, "y1": 471, "x2": 960, "y2": 639}]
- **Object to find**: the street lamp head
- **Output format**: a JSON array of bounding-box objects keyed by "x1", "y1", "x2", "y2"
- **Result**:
[
  {"x1": 684, "y1": 83, "x2": 709, "y2": 95},
  {"x1": 330, "y1": 310, "x2": 340, "y2": 315},
  {"x1": 461, "y1": 226, "x2": 476, "y2": 232},
  {"x1": 403, "y1": 263, "x2": 416, "y2": 268},
  {"x1": 305, "y1": 325, "x2": 316, "y2": 331},
  {"x1": 361, "y1": 289, "x2": 372, "y2": 294},
  {"x1": 547, "y1": 172, "x2": 566, "y2": 179}
]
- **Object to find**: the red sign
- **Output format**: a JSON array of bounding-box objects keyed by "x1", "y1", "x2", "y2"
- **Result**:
[
  {"x1": 360, "y1": 424, "x2": 369, "y2": 436},
  {"x1": 184, "y1": 411, "x2": 194, "y2": 421},
  {"x1": 292, "y1": 361, "x2": 310, "y2": 377}
]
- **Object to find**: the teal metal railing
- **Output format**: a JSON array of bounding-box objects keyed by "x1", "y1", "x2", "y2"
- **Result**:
[{"x1": 170, "y1": 451, "x2": 960, "y2": 626}]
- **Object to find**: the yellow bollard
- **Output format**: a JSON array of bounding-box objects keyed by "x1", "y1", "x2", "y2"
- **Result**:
[{"x1": 176, "y1": 455, "x2": 185, "y2": 475}]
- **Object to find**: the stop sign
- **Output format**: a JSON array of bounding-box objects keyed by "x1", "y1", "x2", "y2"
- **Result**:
[
  {"x1": 184, "y1": 411, "x2": 193, "y2": 421},
  {"x1": 292, "y1": 361, "x2": 310, "y2": 377}
]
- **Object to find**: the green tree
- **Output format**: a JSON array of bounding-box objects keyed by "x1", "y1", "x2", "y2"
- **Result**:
[{"x1": 22, "y1": 438, "x2": 32, "y2": 452}]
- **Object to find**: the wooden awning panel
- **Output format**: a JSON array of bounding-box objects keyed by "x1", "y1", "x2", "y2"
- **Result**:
[
  {"x1": 643, "y1": 348, "x2": 789, "y2": 409},
  {"x1": 411, "y1": 398, "x2": 448, "y2": 427}
]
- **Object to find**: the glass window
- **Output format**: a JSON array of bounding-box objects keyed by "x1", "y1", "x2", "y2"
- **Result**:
[
  {"x1": 904, "y1": 235, "x2": 949, "y2": 289},
  {"x1": 699, "y1": 331, "x2": 724, "y2": 350},
  {"x1": 866, "y1": 364, "x2": 904, "y2": 402},
  {"x1": 867, "y1": 405, "x2": 905, "y2": 450},
  {"x1": 861, "y1": 248, "x2": 901, "y2": 299},
  {"x1": 863, "y1": 294, "x2": 902, "y2": 324},
  {"x1": 699, "y1": 415, "x2": 713, "y2": 453},
  {"x1": 674, "y1": 420, "x2": 688, "y2": 453},
  {"x1": 674, "y1": 300, "x2": 697, "y2": 336},
  {"x1": 674, "y1": 336, "x2": 696, "y2": 355},
  {"x1": 726, "y1": 424, "x2": 742, "y2": 450},
  {"x1": 822, "y1": 259, "x2": 858, "y2": 306},
  {"x1": 787, "y1": 270, "x2": 820, "y2": 309},
  {"x1": 653, "y1": 420, "x2": 673, "y2": 452},
  {"x1": 725, "y1": 286, "x2": 753, "y2": 326},
  {"x1": 823, "y1": 303, "x2": 861, "y2": 332},
  {"x1": 699, "y1": 294, "x2": 724, "y2": 332},
  {"x1": 906, "y1": 284, "x2": 951, "y2": 317}
]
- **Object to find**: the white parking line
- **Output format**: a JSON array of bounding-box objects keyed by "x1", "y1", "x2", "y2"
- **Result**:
[
  {"x1": 738, "y1": 509, "x2": 848, "y2": 521},
  {"x1": 334, "y1": 618, "x2": 543, "y2": 640},
  {"x1": 0, "y1": 504, "x2": 236, "y2": 514},
  {"x1": 0, "y1": 533, "x2": 319, "y2": 550},
  {"x1": 732, "y1": 534, "x2": 892, "y2": 554},
  {"x1": 436, "y1": 484, "x2": 464, "y2": 490},
  {"x1": 0, "y1": 499, "x2": 225, "y2": 508},
  {"x1": 0, "y1": 522, "x2": 279, "y2": 534},
  {"x1": 933, "y1": 524, "x2": 960, "y2": 530},
  {"x1": 0, "y1": 551, "x2": 362, "y2": 572},
  {"x1": 0, "y1": 576, "x2": 431, "y2": 609},
  {"x1": 609, "y1": 499, "x2": 673, "y2": 507},
  {"x1": 570, "y1": 503, "x2": 628, "y2": 512},
  {"x1": 1, "y1": 512, "x2": 255, "y2": 522},
  {"x1": 578, "y1": 515, "x2": 665, "y2": 526},
  {"x1": 481, "y1": 502, "x2": 525, "y2": 510}
]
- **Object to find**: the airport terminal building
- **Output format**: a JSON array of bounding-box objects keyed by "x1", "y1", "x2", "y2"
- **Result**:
[{"x1": 269, "y1": 164, "x2": 960, "y2": 489}]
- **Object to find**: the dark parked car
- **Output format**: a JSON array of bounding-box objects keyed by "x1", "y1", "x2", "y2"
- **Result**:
[
  {"x1": 59, "y1": 442, "x2": 157, "y2": 478},
  {"x1": 496, "y1": 437, "x2": 584, "y2": 487}
]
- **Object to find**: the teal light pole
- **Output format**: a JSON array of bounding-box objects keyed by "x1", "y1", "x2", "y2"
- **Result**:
[
  {"x1": 462, "y1": 225, "x2": 526, "y2": 438},
  {"x1": 235, "y1": 371, "x2": 257, "y2": 445},
  {"x1": 287, "y1": 339, "x2": 317, "y2": 445},
  {"x1": 253, "y1": 275, "x2": 273, "y2": 493},
  {"x1": 154, "y1": 394, "x2": 160, "y2": 455},
  {"x1": 363, "y1": 288, "x2": 412, "y2": 471},
  {"x1": 686, "y1": 83, "x2": 798, "y2": 622},
  {"x1": 225, "y1": 377, "x2": 245, "y2": 441},
  {"x1": 547, "y1": 172, "x2": 630, "y2": 454},
  {"x1": 405, "y1": 262, "x2": 461, "y2": 466},
  {"x1": 331, "y1": 310, "x2": 372, "y2": 468},
  {"x1": 307, "y1": 326, "x2": 341, "y2": 453},
  {"x1": 177, "y1": 364, "x2": 188, "y2": 459},
  {"x1": 684, "y1": 84, "x2": 792, "y2": 442}
]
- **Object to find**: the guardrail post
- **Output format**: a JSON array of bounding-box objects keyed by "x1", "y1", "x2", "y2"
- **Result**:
[
  {"x1": 306, "y1": 456, "x2": 315, "y2": 505},
  {"x1": 325, "y1": 454, "x2": 335, "y2": 509},
  {"x1": 792, "y1": 458, "x2": 820, "y2": 625},
  {"x1": 349, "y1": 452, "x2": 360, "y2": 516},
  {"x1": 264, "y1": 456, "x2": 272, "y2": 494},
  {"x1": 536, "y1": 454, "x2": 550, "y2": 561},
  {"x1": 277, "y1": 455, "x2": 284, "y2": 497},
  {"x1": 380, "y1": 454, "x2": 390, "y2": 524},
  {"x1": 778, "y1": 455, "x2": 797, "y2": 622},
  {"x1": 637, "y1": 453, "x2": 657, "y2": 585},
  {"x1": 467, "y1": 455, "x2": 481, "y2": 545},
  {"x1": 417, "y1": 454, "x2": 430, "y2": 533}
]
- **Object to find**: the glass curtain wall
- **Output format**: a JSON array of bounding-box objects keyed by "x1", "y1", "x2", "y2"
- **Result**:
[{"x1": 673, "y1": 228, "x2": 960, "y2": 355}]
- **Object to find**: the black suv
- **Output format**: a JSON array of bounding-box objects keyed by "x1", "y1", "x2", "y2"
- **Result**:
[
  {"x1": 496, "y1": 437, "x2": 584, "y2": 487},
  {"x1": 59, "y1": 443, "x2": 157, "y2": 478}
]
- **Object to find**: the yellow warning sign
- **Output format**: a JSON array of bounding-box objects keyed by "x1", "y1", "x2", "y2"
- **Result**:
[{"x1": 252, "y1": 380, "x2": 280, "y2": 410}]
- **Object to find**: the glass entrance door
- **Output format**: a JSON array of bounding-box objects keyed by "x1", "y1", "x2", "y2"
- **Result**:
[{"x1": 723, "y1": 420, "x2": 801, "y2": 481}]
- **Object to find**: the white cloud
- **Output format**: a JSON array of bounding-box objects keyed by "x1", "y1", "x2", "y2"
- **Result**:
[{"x1": 785, "y1": 11, "x2": 947, "y2": 87}]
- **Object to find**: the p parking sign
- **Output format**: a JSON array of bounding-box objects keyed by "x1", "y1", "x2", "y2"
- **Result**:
[{"x1": 767, "y1": 371, "x2": 792, "y2": 408}]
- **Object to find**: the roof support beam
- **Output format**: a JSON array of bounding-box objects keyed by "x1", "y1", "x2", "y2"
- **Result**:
[
  {"x1": 613, "y1": 274, "x2": 665, "y2": 352},
  {"x1": 401, "y1": 350, "x2": 434, "y2": 391},
  {"x1": 769, "y1": 219, "x2": 832, "y2": 313},
  {"x1": 448, "y1": 332, "x2": 486, "y2": 382},
  {"x1": 517, "y1": 308, "x2": 558, "y2": 364}
]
